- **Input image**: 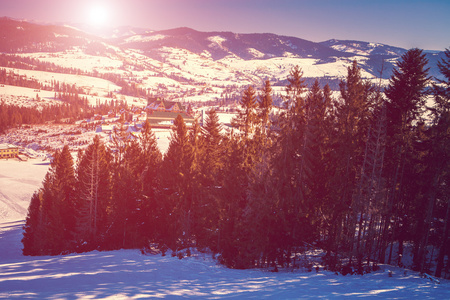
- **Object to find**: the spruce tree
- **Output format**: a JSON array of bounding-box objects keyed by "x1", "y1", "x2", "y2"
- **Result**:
[
  {"x1": 25, "y1": 146, "x2": 77, "y2": 255},
  {"x1": 197, "y1": 109, "x2": 224, "y2": 250},
  {"x1": 139, "y1": 120, "x2": 163, "y2": 244},
  {"x1": 162, "y1": 114, "x2": 192, "y2": 249},
  {"x1": 383, "y1": 48, "x2": 430, "y2": 268},
  {"x1": 39, "y1": 151, "x2": 66, "y2": 255},
  {"x1": 200, "y1": 109, "x2": 223, "y2": 185},
  {"x1": 232, "y1": 85, "x2": 258, "y2": 139},
  {"x1": 266, "y1": 65, "x2": 312, "y2": 267},
  {"x1": 423, "y1": 48, "x2": 450, "y2": 276},
  {"x1": 22, "y1": 191, "x2": 42, "y2": 255},
  {"x1": 305, "y1": 80, "x2": 334, "y2": 240},
  {"x1": 109, "y1": 140, "x2": 143, "y2": 249},
  {"x1": 75, "y1": 136, "x2": 112, "y2": 250},
  {"x1": 56, "y1": 145, "x2": 77, "y2": 249},
  {"x1": 328, "y1": 60, "x2": 375, "y2": 267},
  {"x1": 258, "y1": 80, "x2": 273, "y2": 133}
]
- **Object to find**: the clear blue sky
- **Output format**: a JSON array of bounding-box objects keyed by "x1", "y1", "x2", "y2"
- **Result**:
[{"x1": 1, "y1": 0, "x2": 449, "y2": 50}]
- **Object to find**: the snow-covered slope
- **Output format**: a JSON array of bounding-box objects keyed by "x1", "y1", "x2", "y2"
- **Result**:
[
  {"x1": 0, "y1": 230, "x2": 448, "y2": 299},
  {"x1": 320, "y1": 39, "x2": 407, "y2": 57},
  {"x1": 0, "y1": 150, "x2": 449, "y2": 299},
  {"x1": 0, "y1": 17, "x2": 99, "y2": 53},
  {"x1": 0, "y1": 160, "x2": 48, "y2": 221},
  {"x1": 2, "y1": 18, "x2": 446, "y2": 109}
]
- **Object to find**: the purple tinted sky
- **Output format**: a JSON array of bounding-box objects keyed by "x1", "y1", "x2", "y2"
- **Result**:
[{"x1": 1, "y1": 0, "x2": 449, "y2": 50}]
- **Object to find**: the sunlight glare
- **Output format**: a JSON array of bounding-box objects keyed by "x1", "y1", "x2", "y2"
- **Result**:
[{"x1": 88, "y1": 3, "x2": 109, "y2": 27}]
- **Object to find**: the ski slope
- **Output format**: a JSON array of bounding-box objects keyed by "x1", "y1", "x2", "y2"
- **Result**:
[{"x1": 0, "y1": 159, "x2": 449, "y2": 299}]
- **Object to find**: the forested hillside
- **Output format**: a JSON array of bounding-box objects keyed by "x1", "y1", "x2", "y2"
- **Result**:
[{"x1": 22, "y1": 48, "x2": 450, "y2": 279}]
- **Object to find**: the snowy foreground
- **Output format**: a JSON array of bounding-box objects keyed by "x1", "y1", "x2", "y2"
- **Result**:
[{"x1": 1, "y1": 160, "x2": 450, "y2": 299}]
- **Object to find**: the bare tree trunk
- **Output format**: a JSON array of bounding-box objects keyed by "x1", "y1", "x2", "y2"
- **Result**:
[
  {"x1": 435, "y1": 197, "x2": 450, "y2": 277},
  {"x1": 417, "y1": 175, "x2": 439, "y2": 272}
]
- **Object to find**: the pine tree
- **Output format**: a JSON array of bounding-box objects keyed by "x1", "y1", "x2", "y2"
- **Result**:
[
  {"x1": 75, "y1": 136, "x2": 112, "y2": 250},
  {"x1": 258, "y1": 80, "x2": 273, "y2": 133},
  {"x1": 24, "y1": 146, "x2": 77, "y2": 255},
  {"x1": 327, "y1": 60, "x2": 375, "y2": 268},
  {"x1": 431, "y1": 48, "x2": 450, "y2": 121},
  {"x1": 419, "y1": 48, "x2": 450, "y2": 276},
  {"x1": 56, "y1": 145, "x2": 77, "y2": 249},
  {"x1": 385, "y1": 49, "x2": 430, "y2": 131},
  {"x1": 162, "y1": 114, "x2": 192, "y2": 249},
  {"x1": 200, "y1": 109, "x2": 223, "y2": 185},
  {"x1": 139, "y1": 120, "x2": 163, "y2": 244},
  {"x1": 305, "y1": 80, "x2": 335, "y2": 241},
  {"x1": 22, "y1": 191, "x2": 42, "y2": 255},
  {"x1": 262, "y1": 65, "x2": 313, "y2": 267},
  {"x1": 109, "y1": 140, "x2": 143, "y2": 249},
  {"x1": 39, "y1": 151, "x2": 66, "y2": 255},
  {"x1": 196, "y1": 109, "x2": 224, "y2": 250},
  {"x1": 232, "y1": 85, "x2": 258, "y2": 139},
  {"x1": 255, "y1": 80, "x2": 274, "y2": 154},
  {"x1": 383, "y1": 48, "x2": 430, "y2": 268}
]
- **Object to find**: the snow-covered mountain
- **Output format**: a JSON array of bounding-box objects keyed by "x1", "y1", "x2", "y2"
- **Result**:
[
  {"x1": 0, "y1": 17, "x2": 101, "y2": 53},
  {"x1": 0, "y1": 17, "x2": 446, "y2": 105},
  {"x1": 320, "y1": 39, "x2": 407, "y2": 57},
  {"x1": 116, "y1": 27, "x2": 352, "y2": 61}
]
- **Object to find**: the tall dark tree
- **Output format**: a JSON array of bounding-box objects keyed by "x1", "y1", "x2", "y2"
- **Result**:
[
  {"x1": 305, "y1": 80, "x2": 335, "y2": 242},
  {"x1": 162, "y1": 114, "x2": 192, "y2": 249},
  {"x1": 108, "y1": 140, "x2": 143, "y2": 249},
  {"x1": 383, "y1": 48, "x2": 430, "y2": 268},
  {"x1": 326, "y1": 60, "x2": 375, "y2": 268},
  {"x1": 24, "y1": 146, "x2": 77, "y2": 255},
  {"x1": 22, "y1": 191, "x2": 43, "y2": 255},
  {"x1": 258, "y1": 80, "x2": 273, "y2": 137},
  {"x1": 75, "y1": 135, "x2": 112, "y2": 250},
  {"x1": 263, "y1": 65, "x2": 313, "y2": 267},
  {"x1": 232, "y1": 85, "x2": 258, "y2": 139},
  {"x1": 139, "y1": 120, "x2": 163, "y2": 244},
  {"x1": 196, "y1": 109, "x2": 224, "y2": 250},
  {"x1": 56, "y1": 145, "x2": 77, "y2": 247},
  {"x1": 431, "y1": 48, "x2": 450, "y2": 121},
  {"x1": 423, "y1": 48, "x2": 450, "y2": 276}
]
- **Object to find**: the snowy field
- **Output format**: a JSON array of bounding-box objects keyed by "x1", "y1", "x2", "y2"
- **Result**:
[{"x1": 1, "y1": 159, "x2": 450, "y2": 299}]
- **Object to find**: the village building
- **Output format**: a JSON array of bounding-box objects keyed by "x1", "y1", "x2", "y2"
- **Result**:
[
  {"x1": 165, "y1": 102, "x2": 181, "y2": 113},
  {"x1": 145, "y1": 98, "x2": 185, "y2": 113},
  {"x1": 146, "y1": 99, "x2": 166, "y2": 112},
  {"x1": 0, "y1": 144, "x2": 19, "y2": 159}
]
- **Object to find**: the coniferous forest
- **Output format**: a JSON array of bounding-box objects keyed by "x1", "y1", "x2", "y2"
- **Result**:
[{"x1": 22, "y1": 48, "x2": 450, "y2": 278}]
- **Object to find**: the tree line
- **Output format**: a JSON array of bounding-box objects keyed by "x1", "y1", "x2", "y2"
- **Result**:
[
  {"x1": 0, "y1": 54, "x2": 152, "y2": 98},
  {"x1": 0, "y1": 93, "x2": 130, "y2": 134},
  {"x1": 23, "y1": 48, "x2": 450, "y2": 277}
]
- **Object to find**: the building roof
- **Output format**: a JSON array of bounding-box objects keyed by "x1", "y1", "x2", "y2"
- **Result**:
[{"x1": 0, "y1": 143, "x2": 18, "y2": 150}]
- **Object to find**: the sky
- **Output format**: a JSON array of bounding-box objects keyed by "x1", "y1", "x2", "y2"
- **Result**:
[{"x1": 1, "y1": 0, "x2": 449, "y2": 51}]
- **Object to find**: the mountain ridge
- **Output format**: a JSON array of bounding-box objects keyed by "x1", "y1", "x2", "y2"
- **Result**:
[{"x1": 0, "y1": 17, "x2": 445, "y2": 81}]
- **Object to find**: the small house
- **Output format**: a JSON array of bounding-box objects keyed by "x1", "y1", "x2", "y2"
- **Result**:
[{"x1": 0, "y1": 144, "x2": 19, "y2": 159}]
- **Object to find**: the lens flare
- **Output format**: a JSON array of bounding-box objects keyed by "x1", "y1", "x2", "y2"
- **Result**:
[{"x1": 88, "y1": 3, "x2": 109, "y2": 27}]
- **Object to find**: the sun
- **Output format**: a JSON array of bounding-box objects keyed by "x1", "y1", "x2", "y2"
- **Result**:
[{"x1": 88, "y1": 3, "x2": 110, "y2": 27}]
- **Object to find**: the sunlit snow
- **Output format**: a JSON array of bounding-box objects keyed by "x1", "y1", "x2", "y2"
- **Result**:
[{"x1": 0, "y1": 158, "x2": 449, "y2": 299}]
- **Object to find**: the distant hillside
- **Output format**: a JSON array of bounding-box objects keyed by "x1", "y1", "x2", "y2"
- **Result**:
[
  {"x1": 0, "y1": 17, "x2": 446, "y2": 88},
  {"x1": 320, "y1": 39, "x2": 446, "y2": 79},
  {"x1": 0, "y1": 17, "x2": 99, "y2": 52},
  {"x1": 116, "y1": 27, "x2": 352, "y2": 61}
]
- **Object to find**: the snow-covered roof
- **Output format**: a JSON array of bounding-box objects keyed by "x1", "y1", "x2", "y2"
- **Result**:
[{"x1": 0, "y1": 143, "x2": 18, "y2": 150}]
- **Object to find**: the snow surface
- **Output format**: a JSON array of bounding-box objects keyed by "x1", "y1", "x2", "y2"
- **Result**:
[
  {"x1": 1, "y1": 157, "x2": 450, "y2": 298},
  {"x1": 2, "y1": 67, "x2": 122, "y2": 97},
  {"x1": 0, "y1": 84, "x2": 62, "y2": 108},
  {"x1": 15, "y1": 42, "x2": 388, "y2": 106},
  {"x1": 18, "y1": 49, "x2": 124, "y2": 74},
  {"x1": 125, "y1": 34, "x2": 167, "y2": 43}
]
